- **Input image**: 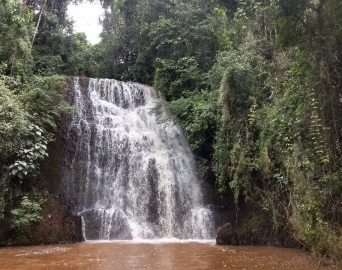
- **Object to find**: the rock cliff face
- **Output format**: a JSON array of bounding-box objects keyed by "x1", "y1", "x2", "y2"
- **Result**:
[
  {"x1": 215, "y1": 207, "x2": 302, "y2": 248},
  {"x1": 216, "y1": 223, "x2": 239, "y2": 245},
  {"x1": 0, "y1": 77, "x2": 83, "y2": 246},
  {"x1": 0, "y1": 129, "x2": 83, "y2": 246},
  {"x1": 23, "y1": 77, "x2": 84, "y2": 245},
  {"x1": 25, "y1": 100, "x2": 84, "y2": 245},
  {"x1": 9, "y1": 196, "x2": 83, "y2": 246}
]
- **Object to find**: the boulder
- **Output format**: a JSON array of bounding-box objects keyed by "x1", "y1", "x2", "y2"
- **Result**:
[{"x1": 216, "y1": 223, "x2": 239, "y2": 245}]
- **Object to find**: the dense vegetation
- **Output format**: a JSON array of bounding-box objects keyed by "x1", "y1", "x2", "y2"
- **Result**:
[
  {"x1": 0, "y1": 0, "x2": 79, "y2": 244},
  {"x1": 1, "y1": 0, "x2": 342, "y2": 264},
  {"x1": 93, "y1": 0, "x2": 342, "y2": 262}
]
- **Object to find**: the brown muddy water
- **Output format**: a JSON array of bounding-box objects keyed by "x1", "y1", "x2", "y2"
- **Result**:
[{"x1": 0, "y1": 241, "x2": 336, "y2": 270}]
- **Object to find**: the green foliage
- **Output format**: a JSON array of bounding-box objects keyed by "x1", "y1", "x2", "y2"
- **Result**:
[
  {"x1": 0, "y1": 0, "x2": 34, "y2": 77},
  {"x1": 212, "y1": 49, "x2": 256, "y2": 193},
  {"x1": 9, "y1": 125, "x2": 49, "y2": 180},
  {"x1": 0, "y1": 76, "x2": 29, "y2": 157},
  {"x1": 96, "y1": 0, "x2": 227, "y2": 87},
  {"x1": 33, "y1": 32, "x2": 97, "y2": 77},
  {"x1": 154, "y1": 56, "x2": 206, "y2": 100},
  {"x1": 157, "y1": 91, "x2": 218, "y2": 152},
  {"x1": 209, "y1": 0, "x2": 342, "y2": 262},
  {"x1": 20, "y1": 75, "x2": 74, "y2": 130},
  {"x1": 0, "y1": 73, "x2": 72, "y2": 238},
  {"x1": 95, "y1": 1, "x2": 342, "y2": 262},
  {"x1": 0, "y1": 0, "x2": 85, "y2": 245},
  {"x1": 10, "y1": 196, "x2": 43, "y2": 231}
]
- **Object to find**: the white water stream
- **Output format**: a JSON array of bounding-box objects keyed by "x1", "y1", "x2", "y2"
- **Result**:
[{"x1": 63, "y1": 78, "x2": 214, "y2": 240}]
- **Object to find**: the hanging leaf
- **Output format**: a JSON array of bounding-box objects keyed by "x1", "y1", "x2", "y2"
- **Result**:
[{"x1": 17, "y1": 171, "x2": 24, "y2": 179}]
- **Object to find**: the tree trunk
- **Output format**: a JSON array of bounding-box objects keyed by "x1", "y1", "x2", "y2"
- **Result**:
[{"x1": 31, "y1": 0, "x2": 48, "y2": 46}]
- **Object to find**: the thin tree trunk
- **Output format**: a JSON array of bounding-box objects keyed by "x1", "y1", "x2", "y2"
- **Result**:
[
  {"x1": 31, "y1": 0, "x2": 48, "y2": 46},
  {"x1": 9, "y1": 0, "x2": 26, "y2": 75},
  {"x1": 10, "y1": 44, "x2": 17, "y2": 76}
]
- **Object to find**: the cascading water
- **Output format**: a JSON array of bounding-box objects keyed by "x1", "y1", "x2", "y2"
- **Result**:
[{"x1": 63, "y1": 77, "x2": 214, "y2": 240}]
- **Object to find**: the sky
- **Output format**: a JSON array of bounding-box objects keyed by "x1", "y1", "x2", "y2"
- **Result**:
[{"x1": 67, "y1": 1, "x2": 104, "y2": 44}]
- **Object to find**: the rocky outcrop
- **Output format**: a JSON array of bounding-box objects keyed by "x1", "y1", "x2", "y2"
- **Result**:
[
  {"x1": 0, "y1": 78, "x2": 83, "y2": 247},
  {"x1": 216, "y1": 217, "x2": 302, "y2": 248},
  {"x1": 82, "y1": 209, "x2": 133, "y2": 240},
  {"x1": 7, "y1": 77, "x2": 84, "y2": 246},
  {"x1": 33, "y1": 198, "x2": 83, "y2": 245},
  {"x1": 216, "y1": 222, "x2": 269, "y2": 246},
  {"x1": 11, "y1": 196, "x2": 83, "y2": 246},
  {"x1": 216, "y1": 223, "x2": 239, "y2": 245}
]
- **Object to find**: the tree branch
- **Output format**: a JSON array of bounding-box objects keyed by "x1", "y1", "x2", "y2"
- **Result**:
[{"x1": 293, "y1": 14, "x2": 316, "y2": 37}]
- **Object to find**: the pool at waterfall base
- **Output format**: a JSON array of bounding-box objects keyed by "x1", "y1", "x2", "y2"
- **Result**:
[{"x1": 0, "y1": 241, "x2": 336, "y2": 270}]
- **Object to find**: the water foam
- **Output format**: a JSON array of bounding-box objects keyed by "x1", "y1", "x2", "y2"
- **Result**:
[{"x1": 64, "y1": 78, "x2": 214, "y2": 240}]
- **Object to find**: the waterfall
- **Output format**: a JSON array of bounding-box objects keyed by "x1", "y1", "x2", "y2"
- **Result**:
[{"x1": 63, "y1": 77, "x2": 214, "y2": 240}]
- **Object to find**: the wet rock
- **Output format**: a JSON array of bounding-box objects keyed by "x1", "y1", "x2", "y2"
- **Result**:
[
  {"x1": 10, "y1": 196, "x2": 84, "y2": 246},
  {"x1": 82, "y1": 210, "x2": 102, "y2": 240},
  {"x1": 108, "y1": 213, "x2": 133, "y2": 240},
  {"x1": 215, "y1": 213, "x2": 302, "y2": 248},
  {"x1": 147, "y1": 158, "x2": 160, "y2": 225},
  {"x1": 216, "y1": 223, "x2": 239, "y2": 245},
  {"x1": 82, "y1": 209, "x2": 133, "y2": 240}
]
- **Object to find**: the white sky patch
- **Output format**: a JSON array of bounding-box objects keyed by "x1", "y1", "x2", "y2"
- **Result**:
[{"x1": 67, "y1": 1, "x2": 104, "y2": 44}]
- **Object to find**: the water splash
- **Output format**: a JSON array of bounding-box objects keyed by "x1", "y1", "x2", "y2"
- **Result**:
[{"x1": 64, "y1": 78, "x2": 214, "y2": 240}]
